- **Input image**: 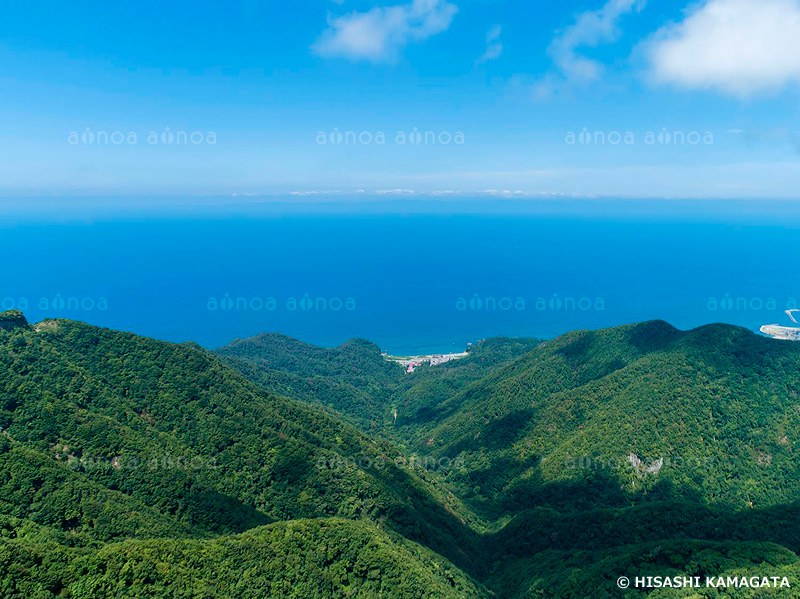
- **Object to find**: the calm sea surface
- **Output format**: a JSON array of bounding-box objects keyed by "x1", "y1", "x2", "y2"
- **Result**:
[{"x1": 3, "y1": 199, "x2": 800, "y2": 354}]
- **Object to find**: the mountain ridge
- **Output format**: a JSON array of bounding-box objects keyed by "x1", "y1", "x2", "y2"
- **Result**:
[{"x1": 4, "y1": 314, "x2": 800, "y2": 597}]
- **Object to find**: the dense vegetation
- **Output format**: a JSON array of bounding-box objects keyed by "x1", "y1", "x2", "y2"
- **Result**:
[
  {"x1": 1, "y1": 519, "x2": 487, "y2": 599},
  {"x1": 215, "y1": 333, "x2": 541, "y2": 433},
  {"x1": 394, "y1": 321, "x2": 800, "y2": 514},
  {"x1": 3, "y1": 311, "x2": 800, "y2": 597},
  {"x1": 216, "y1": 334, "x2": 404, "y2": 430},
  {"x1": 0, "y1": 314, "x2": 483, "y2": 596}
]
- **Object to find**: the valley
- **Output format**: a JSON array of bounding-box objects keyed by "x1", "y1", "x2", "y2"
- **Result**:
[{"x1": 1, "y1": 311, "x2": 800, "y2": 597}]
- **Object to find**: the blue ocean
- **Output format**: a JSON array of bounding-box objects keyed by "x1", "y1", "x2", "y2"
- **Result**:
[{"x1": 3, "y1": 199, "x2": 800, "y2": 354}]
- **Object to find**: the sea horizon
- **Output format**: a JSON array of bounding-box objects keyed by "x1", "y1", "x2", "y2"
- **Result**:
[{"x1": 3, "y1": 197, "x2": 798, "y2": 355}]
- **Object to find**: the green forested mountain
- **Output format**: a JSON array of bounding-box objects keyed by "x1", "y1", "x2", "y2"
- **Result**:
[
  {"x1": 216, "y1": 334, "x2": 542, "y2": 432},
  {"x1": 3, "y1": 313, "x2": 800, "y2": 597},
  {"x1": 216, "y1": 333, "x2": 404, "y2": 429},
  {"x1": 0, "y1": 315, "x2": 485, "y2": 597},
  {"x1": 2, "y1": 518, "x2": 487, "y2": 599},
  {"x1": 397, "y1": 321, "x2": 800, "y2": 514},
  {"x1": 224, "y1": 322, "x2": 800, "y2": 513}
]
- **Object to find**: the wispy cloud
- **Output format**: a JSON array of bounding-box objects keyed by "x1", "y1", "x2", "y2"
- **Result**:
[
  {"x1": 312, "y1": 0, "x2": 458, "y2": 63},
  {"x1": 535, "y1": 0, "x2": 645, "y2": 98},
  {"x1": 477, "y1": 25, "x2": 503, "y2": 63},
  {"x1": 646, "y1": 0, "x2": 800, "y2": 97}
]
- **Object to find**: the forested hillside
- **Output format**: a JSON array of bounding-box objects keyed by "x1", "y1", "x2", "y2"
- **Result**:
[
  {"x1": 0, "y1": 314, "x2": 485, "y2": 597},
  {"x1": 399, "y1": 321, "x2": 800, "y2": 514},
  {"x1": 216, "y1": 333, "x2": 404, "y2": 429},
  {"x1": 217, "y1": 334, "x2": 542, "y2": 432},
  {"x1": 3, "y1": 312, "x2": 800, "y2": 597},
  {"x1": 1, "y1": 518, "x2": 487, "y2": 599}
]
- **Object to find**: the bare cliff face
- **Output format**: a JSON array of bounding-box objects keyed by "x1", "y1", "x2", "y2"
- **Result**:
[{"x1": 0, "y1": 310, "x2": 29, "y2": 331}]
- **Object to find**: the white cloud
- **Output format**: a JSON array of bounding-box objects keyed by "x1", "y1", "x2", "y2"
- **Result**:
[
  {"x1": 313, "y1": 0, "x2": 458, "y2": 63},
  {"x1": 535, "y1": 0, "x2": 645, "y2": 96},
  {"x1": 477, "y1": 25, "x2": 503, "y2": 63},
  {"x1": 647, "y1": 0, "x2": 800, "y2": 96}
]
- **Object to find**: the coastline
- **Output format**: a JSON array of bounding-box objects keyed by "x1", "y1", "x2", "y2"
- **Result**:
[{"x1": 384, "y1": 350, "x2": 470, "y2": 373}]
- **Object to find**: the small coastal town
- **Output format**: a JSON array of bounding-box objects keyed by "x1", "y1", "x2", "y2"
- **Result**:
[
  {"x1": 760, "y1": 324, "x2": 800, "y2": 341},
  {"x1": 760, "y1": 309, "x2": 800, "y2": 341},
  {"x1": 384, "y1": 350, "x2": 470, "y2": 373}
]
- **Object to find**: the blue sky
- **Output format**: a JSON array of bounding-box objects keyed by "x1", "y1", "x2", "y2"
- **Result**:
[{"x1": 2, "y1": 0, "x2": 800, "y2": 199}]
